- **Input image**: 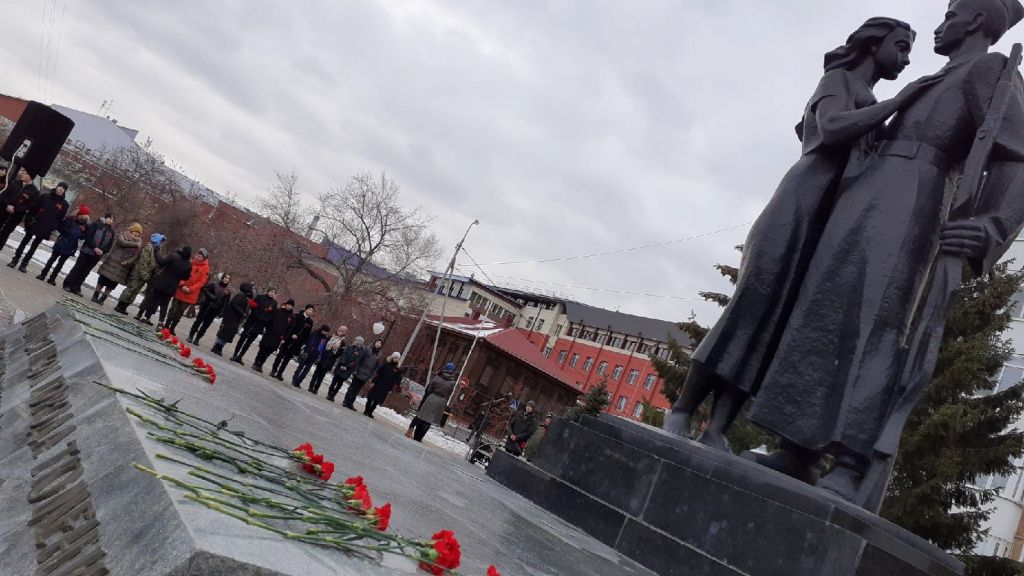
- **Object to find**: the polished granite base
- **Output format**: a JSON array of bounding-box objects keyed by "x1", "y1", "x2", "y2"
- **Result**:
[{"x1": 487, "y1": 414, "x2": 964, "y2": 576}]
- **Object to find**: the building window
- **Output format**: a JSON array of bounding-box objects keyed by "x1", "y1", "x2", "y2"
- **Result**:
[
  {"x1": 627, "y1": 369, "x2": 640, "y2": 385},
  {"x1": 544, "y1": 347, "x2": 553, "y2": 358},
  {"x1": 625, "y1": 340, "x2": 637, "y2": 352},
  {"x1": 612, "y1": 365, "x2": 624, "y2": 380},
  {"x1": 639, "y1": 343, "x2": 652, "y2": 355},
  {"x1": 570, "y1": 353, "x2": 580, "y2": 367},
  {"x1": 632, "y1": 402, "x2": 644, "y2": 418},
  {"x1": 536, "y1": 318, "x2": 545, "y2": 331},
  {"x1": 583, "y1": 357, "x2": 594, "y2": 372},
  {"x1": 658, "y1": 347, "x2": 672, "y2": 360},
  {"x1": 569, "y1": 326, "x2": 580, "y2": 338},
  {"x1": 557, "y1": 351, "x2": 567, "y2": 364},
  {"x1": 1011, "y1": 291, "x2": 1024, "y2": 319},
  {"x1": 610, "y1": 336, "x2": 623, "y2": 349},
  {"x1": 644, "y1": 374, "x2": 656, "y2": 390},
  {"x1": 616, "y1": 395, "x2": 628, "y2": 411},
  {"x1": 597, "y1": 361, "x2": 608, "y2": 375},
  {"x1": 596, "y1": 333, "x2": 607, "y2": 345},
  {"x1": 525, "y1": 317, "x2": 535, "y2": 329}
]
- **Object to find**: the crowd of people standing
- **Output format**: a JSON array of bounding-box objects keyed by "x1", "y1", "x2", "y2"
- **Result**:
[{"x1": 0, "y1": 163, "x2": 466, "y2": 442}]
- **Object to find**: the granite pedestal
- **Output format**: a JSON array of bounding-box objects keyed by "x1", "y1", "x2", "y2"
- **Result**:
[
  {"x1": 0, "y1": 305, "x2": 654, "y2": 576},
  {"x1": 487, "y1": 414, "x2": 965, "y2": 576}
]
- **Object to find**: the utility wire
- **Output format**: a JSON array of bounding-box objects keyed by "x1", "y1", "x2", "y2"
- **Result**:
[
  {"x1": 477, "y1": 221, "x2": 753, "y2": 266},
  {"x1": 46, "y1": 0, "x2": 69, "y2": 102},
  {"x1": 459, "y1": 246, "x2": 499, "y2": 287}
]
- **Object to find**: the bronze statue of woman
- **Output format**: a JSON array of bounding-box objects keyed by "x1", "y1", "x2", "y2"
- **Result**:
[{"x1": 665, "y1": 17, "x2": 937, "y2": 453}]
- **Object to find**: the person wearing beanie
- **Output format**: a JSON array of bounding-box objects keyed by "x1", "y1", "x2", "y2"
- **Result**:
[
  {"x1": 37, "y1": 206, "x2": 90, "y2": 285},
  {"x1": 364, "y1": 351, "x2": 404, "y2": 418},
  {"x1": 251, "y1": 298, "x2": 295, "y2": 373},
  {"x1": 342, "y1": 337, "x2": 383, "y2": 409},
  {"x1": 230, "y1": 286, "x2": 278, "y2": 365},
  {"x1": 63, "y1": 212, "x2": 115, "y2": 296},
  {"x1": 8, "y1": 181, "x2": 69, "y2": 273},
  {"x1": 505, "y1": 400, "x2": 538, "y2": 456},
  {"x1": 213, "y1": 281, "x2": 253, "y2": 355},
  {"x1": 187, "y1": 272, "x2": 232, "y2": 346},
  {"x1": 308, "y1": 324, "x2": 347, "y2": 395},
  {"x1": 113, "y1": 232, "x2": 165, "y2": 315},
  {"x1": 270, "y1": 304, "x2": 315, "y2": 380},
  {"x1": 327, "y1": 335, "x2": 365, "y2": 402},
  {"x1": 163, "y1": 247, "x2": 210, "y2": 335},
  {"x1": 92, "y1": 222, "x2": 143, "y2": 306},
  {"x1": 407, "y1": 361, "x2": 457, "y2": 442},
  {"x1": 0, "y1": 167, "x2": 40, "y2": 254},
  {"x1": 135, "y1": 245, "x2": 191, "y2": 326}
]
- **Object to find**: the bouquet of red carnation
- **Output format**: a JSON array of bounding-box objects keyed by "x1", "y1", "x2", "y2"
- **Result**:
[
  {"x1": 417, "y1": 530, "x2": 461, "y2": 575},
  {"x1": 365, "y1": 503, "x2": 392, "y2": 531},
  {"x1": 291, "y1": 443, "x2": 335, "y2": 481}
]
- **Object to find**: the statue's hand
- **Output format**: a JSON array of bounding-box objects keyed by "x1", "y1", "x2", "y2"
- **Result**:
[
  {"x1": 940, "y1": 221, "x2": 987, "y2": 259},
  {"x1": 894, "y1": 71, "x2": 947, "y2": 106}
]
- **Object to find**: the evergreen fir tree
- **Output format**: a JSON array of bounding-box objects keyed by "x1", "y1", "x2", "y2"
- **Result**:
[
  {"x1": 882, "y1": 263, "x2": 1024, "y2": 553},
  {"x1": 640, "y1": 399, "x2": 666, "y2": 427},
  {"x1": 567, "y1": 377, "x2": 611, "y2": 422}
]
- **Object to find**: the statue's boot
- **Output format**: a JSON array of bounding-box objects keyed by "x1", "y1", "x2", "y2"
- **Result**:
[
  {"x1": 663, "y1": 361, "x2": 724, "y2": 439},
  {"x1": 741, "y1": 442, "x2": 822, "y2": 485},
  {"x1": 696, "y1": 386, "x2": 748, "y2": 453},
  {"x1": 816, "y1": 455, "x2": 866, "y2": 502}
]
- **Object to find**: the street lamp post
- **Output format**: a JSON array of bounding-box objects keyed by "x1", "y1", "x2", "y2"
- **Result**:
[{"x1": 399, "y1": 219, "x2": 479, "y2": 382}]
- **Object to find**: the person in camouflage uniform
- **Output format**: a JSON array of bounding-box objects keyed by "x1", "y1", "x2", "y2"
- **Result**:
[{"x1": 113, "y1": 233, "x2": 165, "y2": 315}]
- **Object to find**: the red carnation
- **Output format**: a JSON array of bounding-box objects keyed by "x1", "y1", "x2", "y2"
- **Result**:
[
  {"x1": 193, "y1": 358, "x2": 206, "y2": 368},
  {"x1": 419, "y1": 530, "x2": 461, "y2": 574},
  {"x1": 319, "y1": 461, "x2": 335, "y2": 481},
  {"x1": 368, "y1": 503, "x2": 391, "y2": 531},
  {"x1": 206, "y1": 365, "x2": 216, "y2": 376},
  {"x1": 293, "y1": 442, "x2": 315, "y2": 457},
  {"x1": 344, "y1": 476, "x2": 364, "y2": 488},
  {"x1": 207, "y1": 373, "x2": 217, "y2": 385},
  {"x1": 346, "y1": 484, "x2": 372, "y2": 511},
  {"x1": 161, "y1": 328, "x2": 171, "y2": 339},
  {"x1": 487, "y1": 567, "x2": 501, "y2": 576},
  {"x1": 171, "y1": 336, "x2": 179, "y2": 345}
]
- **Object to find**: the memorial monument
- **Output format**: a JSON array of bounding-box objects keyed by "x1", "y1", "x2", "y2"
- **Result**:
[{"x1": 491, "y1": 1, "x2": 1024, "y2": 574}]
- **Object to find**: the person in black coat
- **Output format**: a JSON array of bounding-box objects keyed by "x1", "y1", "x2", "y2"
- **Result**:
[
  {"x1": 308, "y1": 325, "x2": 347, "y2": 394},
  {"x1": 252, "y1": 299, "x2": 294, "y2": 373},
  {"x1": 270, "y1": 304, "x2": 315, "y2": 381},
  {"x1": 213, "y1": 281, "x2": 253, "y2": 355},
  {"x1": 364, "y1": 352, "x2": 404, "y2": 418},
  {"x1": 0, "y1": 167, "x2": 41, "y2": 253},
  {"x1": 63, "y1": 213, "x2": 116, "y2": 295},
  {"x1": 292, "y1": 324, "x2": 332, "y2": 389},
  {"x1": 135, "y1": 245, "x2": 192, "y2": 326},
  {"x1": 230, "y1": 287, "x2": 277, "y2": 365},
  {"x1": 187, "y1": 273, "x2": 232, "y2": 345},
  {"x1": 8, "y1": 182, "x2": 68, "y2": 272},
  {"x1": 37, "y1": 208, "x2": 90, "y2": 285}
]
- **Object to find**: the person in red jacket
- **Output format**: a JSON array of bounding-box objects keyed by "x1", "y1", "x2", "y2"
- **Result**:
[{"x1": 164, "y1": 248, "x2": 210, "y2": 335}]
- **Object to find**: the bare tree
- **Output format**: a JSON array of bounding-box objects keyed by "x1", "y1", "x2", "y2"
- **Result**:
[
  {"x1": 312, "y1": 170, "x2": 441, "y2": 301},
  {"x1": 258, "y1": 168, "x2": 308, "y2": 231}
]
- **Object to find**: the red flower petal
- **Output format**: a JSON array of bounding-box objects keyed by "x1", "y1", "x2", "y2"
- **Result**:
[{"x1": 487, "y1": 566, "x2": 501, "y2": 576}]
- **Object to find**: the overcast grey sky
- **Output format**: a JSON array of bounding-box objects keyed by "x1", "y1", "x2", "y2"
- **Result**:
[{"x1": 5, "y1": 1, "x2": 1024, "y2": 325}]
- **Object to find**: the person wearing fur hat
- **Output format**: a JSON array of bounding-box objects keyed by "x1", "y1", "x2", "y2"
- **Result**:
[
  {"x1": 63, "y1": 212, "x2": 115, "y2": 296},
  {"x1": 92, "y1": 222, "x2": 143, "y2": 306},
  {"x1": 0, "y1": 167, "x2": 40, "y2": 253},
  {"x1": 251, "y1": 298, "x2": 295, "y2": 373},
  {"x1": 114, "y1": 233, "x2": 164, "y2": 315},
  {"x1": 163, "y1": 247, "x2": 210, "y2": 335},
  {"x1": 364, "y1": 352, "x2": 404, "y2": 418},
  {"x1": 8, "y1": 181, "x2": 69, "y2": 272},
  {"x1": 37, "y1": 206, "x2": 90, "y2": 285}
]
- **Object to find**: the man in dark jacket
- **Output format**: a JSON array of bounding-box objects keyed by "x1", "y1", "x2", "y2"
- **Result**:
[
  {"x1": 505, "y1": 401, "x2": 538, "y2": 456},
  {"x1": 62, "y1": 212, "x2": 115, "y2": 296},
  {"x1": 327, "y1": 336, "x2": 364, "y2": 402},
  {"x1": 187, "y1": 273, "x2": 232, "y2": 345},
  {"x1": 0, "y1": 167, "x2": 40, "y2": 253},
  {"x1": 230, "y1": 287, "x2": 277, "y2": 365},
  {"x1": 292, "y1": 324, "x2": 332, "y2": 389},
  {"x1": 135, "y1": 245, "x2": 192, "y2": 326},
  {"x1": 252, "y1": 299, "x2": 294, "y2": 373},
  {"x1": 270, "y1": 304, "x2": 315, "y2": 381},
  {"x1": 8, "y1": 181, "x2": 68, "y2": 272},
  {"x1": 213, "y1": 281, "x2": 253, "y2": 355},
  {"x1": 308, "y1": 325, "x2": 347, "y2": 395},
  {"x1": 37, "y1": 208, "x2": 89, "y2": 285}
]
